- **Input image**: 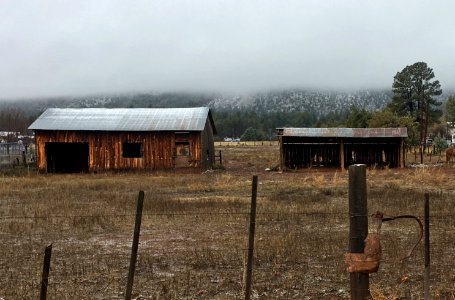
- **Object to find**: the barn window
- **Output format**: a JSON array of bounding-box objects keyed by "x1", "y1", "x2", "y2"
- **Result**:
[
  {"x1": 122, "y1": 143, "x2": 142, "y2": 158},
  {"x1": 175, "y1": 142, "x2": 190, "y2": 156}
]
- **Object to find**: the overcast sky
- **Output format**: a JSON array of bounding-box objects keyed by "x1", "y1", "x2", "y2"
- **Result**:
[{"x1": 1, "y1": 0, "x2": 454, "y2": 99}]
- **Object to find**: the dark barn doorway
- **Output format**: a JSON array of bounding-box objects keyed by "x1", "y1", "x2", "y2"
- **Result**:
[{"x1": 45, "y1": 142, "x2": 89, "y2": 173}]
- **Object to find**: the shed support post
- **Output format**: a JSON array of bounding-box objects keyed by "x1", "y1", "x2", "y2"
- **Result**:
[
  {"x1": 340, "y1": 139, "x2": 345, "y2": 170},
  {"x1": 400, "y1": 138, "x2": 405, "y2": 168},
  {"x1": 348, "y1": 164, "x2": 370, "y2": 299},
  {"x1": 279, "y1": 135, "x2": 284, "y2": 171}
]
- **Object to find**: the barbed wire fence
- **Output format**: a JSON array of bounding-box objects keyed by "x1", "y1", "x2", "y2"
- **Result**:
[{"x1": 1, "y1": 177, "x2": 455, "y2": 299}]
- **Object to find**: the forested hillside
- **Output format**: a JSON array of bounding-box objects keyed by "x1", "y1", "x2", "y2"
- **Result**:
[
  {"x1": 211, "y1": 89, "x2": 392, "y2": 139},
  {"x1": 210, "y1": 89, "x2": 391, "y2": 114},
  {"x1": 1, "y1": 89, "x2": 452, "y2": 139}
]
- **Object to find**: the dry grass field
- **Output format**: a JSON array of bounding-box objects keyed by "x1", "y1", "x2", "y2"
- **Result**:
[{"x1": 1, "y1": 143, "x2": 455, "y2": 299}]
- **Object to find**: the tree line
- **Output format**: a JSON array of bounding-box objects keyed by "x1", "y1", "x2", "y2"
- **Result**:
[
  {"x1": 213, "y1": 109, "x2": 359, "y2": 141},
  {"x1": 215, "y1": 61, "x2": 454, "y2": 153},
  {"x1": 0, "y1": 61, "x2": 453, "y2": 151},
  {"x1": 0, "y1": 107, "x2": 34, "y2": 137}
]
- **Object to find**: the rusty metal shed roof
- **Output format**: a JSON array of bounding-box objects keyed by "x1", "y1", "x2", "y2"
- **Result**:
[
  {"x1": 29, "y1": 107, "x2": 216, "y2": 132},
  {"x1": 279, "y1": 127, "x2": 407, "y2": 138}
]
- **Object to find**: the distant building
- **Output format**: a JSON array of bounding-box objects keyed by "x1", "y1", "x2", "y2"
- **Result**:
[
  {"x1": 277, "y1": 127, "x2": 407, "y2": 169},
  {"x1": 0, "y1": 131, "x2": 20, "y2": 137},
  {"x1": 447, "y1": 122, "x2": 455, "y2": 144},
  {"x1": 28, "y1": 107, "x2": 217, "y2": 173},
  {"x1": 0, "y1": 131, "x2": 21, "y2": 143}
]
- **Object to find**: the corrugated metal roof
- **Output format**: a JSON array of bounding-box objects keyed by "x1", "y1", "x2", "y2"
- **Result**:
[
  {"x1": 280, "y1": 127, "x2": 408, "y2": 138},
  {"x1": 29, "y1": 107, "x2": 212, "y2": 132}
]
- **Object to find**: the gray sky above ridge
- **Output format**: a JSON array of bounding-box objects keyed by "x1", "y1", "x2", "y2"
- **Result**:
[{"x1": 1, "y1": 0, "x2": 454, "y2": 99}]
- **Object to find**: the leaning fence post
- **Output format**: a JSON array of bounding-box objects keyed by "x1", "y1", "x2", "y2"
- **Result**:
[
  {"x1": 245, "y1": 175, "x2": 258, "y2": 300},
  {"x1": 348, "y1": 164, "x2": 370, "y2": 299},
  {"x1": 424, "y1": 193, "x2": 430, "y2": 300},
  {"x1": 125, "y1": 191, "x2": 145, "y2": 300},
  {"x1": 40, "y1": 244, "x2": 53, "y2": 300}
]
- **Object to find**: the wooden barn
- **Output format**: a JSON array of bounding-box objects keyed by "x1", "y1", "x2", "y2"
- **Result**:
[
  {"x1": 277, "y1": 127, "x2": 407, "y2": 169},
  {"x1": 28, "y1": 107, "x2": 217, "y2": 173}
]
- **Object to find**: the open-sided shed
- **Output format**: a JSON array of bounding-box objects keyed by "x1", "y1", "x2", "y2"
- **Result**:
[
  {"x1": 277, "y1": 127, "x2": 407, "y2": 169},
  {"x1": 28, "y1": 107, "x2": 217, "y2": 173}
]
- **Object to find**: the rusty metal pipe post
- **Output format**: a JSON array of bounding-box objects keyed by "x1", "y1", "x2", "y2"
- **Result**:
[
  {"x1": 424, "y1": 193, "x2": 430, "y2": 300},
  {"x1": 125, "y1": 191, "x2": 145, "y2": 300},
  {"x1": 348, "y1": 164, "x2": 371, "y2": 299},
  {"x1": 245, "y1": 175, "x2": 258, "y2": 300}
]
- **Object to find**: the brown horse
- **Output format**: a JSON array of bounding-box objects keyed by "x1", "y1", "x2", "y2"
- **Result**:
[{"x1": 446, "y1": 146, "x2": 455, "y2": 163}]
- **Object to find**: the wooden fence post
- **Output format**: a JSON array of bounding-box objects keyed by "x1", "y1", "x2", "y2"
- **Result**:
[
  {"x1": 40, "y1": 244, "x2": 53, "y2": 300},
  {"x1": 424, "y1": 193, "x2": 430, "y2": 300},
  {"x1": 348, "y1": 164, "x2": 370, "y2": 299},
  {"x1": 245, "y1": 175, "x2": 258, "y2": 300},
  {"x1": 125, "y1": 191, "x2": 145, "y2": 300},
  {"x1": 219, "y1": 150, "x2": 222, "y2": 165}
]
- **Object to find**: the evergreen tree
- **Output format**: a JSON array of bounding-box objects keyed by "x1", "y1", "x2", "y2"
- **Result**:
[
  {"x1": 368, "y1": 110, "x2": 400, "y2": 128},
  {"x1": 345, "y1": 107, "x2": 371, "y2": 128},
  {"x1": 433, "y1": 134, "x2": 447, "y2": 156},
  {"x1": 241, "y1": 127, "x2": 264, "y2": 141},
  {"x1": 388, "y1": 62, "x2": 442, "y2": 159}
]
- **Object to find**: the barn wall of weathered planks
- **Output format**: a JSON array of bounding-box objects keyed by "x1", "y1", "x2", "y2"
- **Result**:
[
  {"x1": 29, "y1": 107, "x2": 217, "y2": 173},
  {"x1": 34, "y1": 130, "x2": 210, "y2": 172}
]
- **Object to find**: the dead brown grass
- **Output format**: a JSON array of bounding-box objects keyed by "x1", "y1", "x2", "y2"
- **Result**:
[{"x1": 1, "y1": 144, "x2": 455, "y2": 299}]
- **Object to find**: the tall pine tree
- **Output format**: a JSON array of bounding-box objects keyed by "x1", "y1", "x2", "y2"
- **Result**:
[{"x1": 388, "y1": 62, "x2": 442, "y2": 161}]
